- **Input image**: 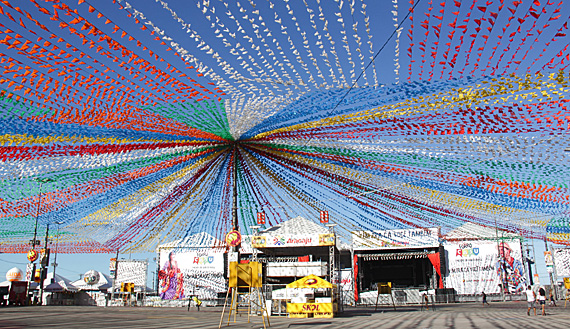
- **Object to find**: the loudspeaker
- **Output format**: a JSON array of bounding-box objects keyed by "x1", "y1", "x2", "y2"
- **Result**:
[{"x1": 438, "y1": 244, "x2": 446, "y2": 276}]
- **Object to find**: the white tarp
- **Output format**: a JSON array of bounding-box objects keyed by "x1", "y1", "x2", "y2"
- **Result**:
[
  {"x1": 352, "y1": 227, "x2": 440, "y2": 250},
  {"x1": 554, "y1": 248, "x2": 570, "y2": 277},
  {"x1": 445, "y1": 240, "x2": 525, "y2": 295}
]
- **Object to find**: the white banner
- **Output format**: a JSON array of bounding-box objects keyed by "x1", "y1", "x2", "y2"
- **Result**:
[
  {"x1": 445, "y1": 240, "x2": 525, "y2": 295},
  {"x1": 116, "y1": 259, "x2": 148, "y2": 287},
  {"x1": 158, "y1": 248, "x2": 226, "y2": 300},
  {"x1": 252, "y1": 233, "x2": 335, "y2": 248},
  {"x1": 352, "y1": 228, "x2": 440, "y2": 250},
  {"x1": 554, "y1": 248, "x2": 570, "y2": 277}
]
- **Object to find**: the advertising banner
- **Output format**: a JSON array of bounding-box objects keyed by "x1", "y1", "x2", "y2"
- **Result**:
[
  {"x1": 158, "y1": 248, "x2": 226, "y2": 300},
  {"x1": 351, "y1": 228, "x2": 440, "y2": 250},
  {"x1": 554, "y1": 248, "x2": 570, "y2": 277},
  {"x1": 252, "y1": 233, "x2": 335, "y2": 248},
  {"x1": 545, "y1": 251, "x2": 554, "y2": 273},
  {"x1": 115, "y1": 259, "x2": 148, "y2": 287},
  {"x1": 445, "y1": 240, "x2": 525, "y2": 295}
]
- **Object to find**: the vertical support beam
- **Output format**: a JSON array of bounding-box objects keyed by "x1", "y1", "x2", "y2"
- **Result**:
[{"x1": 232, "y1": 144, "x2": 240, "y2": 259}]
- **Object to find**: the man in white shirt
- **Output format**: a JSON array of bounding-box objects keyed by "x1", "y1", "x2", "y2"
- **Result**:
[{"x1": 525, "y1": 285, "x2": 536, "y2": 316}]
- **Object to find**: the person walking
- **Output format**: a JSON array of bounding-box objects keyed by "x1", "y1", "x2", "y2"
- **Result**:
[
  {"x1": 549, "y1": 290, "x2": 557, "y2": 307},
  {"x1": 525, "y1": 285, "x2": 536, "y2": 316},
  {"x1": 538, "y1": 286, "x2": 547, "y2": 316},
  {"x1": 482, "y1": 291, "x2": 489, "y2": 306}
]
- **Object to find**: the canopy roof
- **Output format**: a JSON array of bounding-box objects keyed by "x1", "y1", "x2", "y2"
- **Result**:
[
  {"x1": 70, "y1": 271, "x2": 113, "y2": 291},
  {"x1": 286, "y1": 274, "x2": 333, "y2": 289},
  {"x1": 261, "y1": 216, "x2": 330, "y2": 236},
  {"x1": 43, "y1": 273, "x2": 78, "y2": 292}
]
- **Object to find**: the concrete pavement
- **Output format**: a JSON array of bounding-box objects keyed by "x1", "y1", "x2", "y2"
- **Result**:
[{"x1": 1, "y1": 302, "x2": 569, "y2": 328}]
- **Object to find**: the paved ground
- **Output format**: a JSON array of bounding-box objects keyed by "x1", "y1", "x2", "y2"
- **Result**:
[{"x1": 1, "y1": 302, "x2": 570, "y2": 328}]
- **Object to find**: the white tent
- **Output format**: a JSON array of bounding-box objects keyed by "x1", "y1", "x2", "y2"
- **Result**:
[
  {"x1": 43, "y1": 273, "x2": 78, "y2": 292},
  {"x1": 71, "y1": 271, "x2": 113, "y2": 291}
]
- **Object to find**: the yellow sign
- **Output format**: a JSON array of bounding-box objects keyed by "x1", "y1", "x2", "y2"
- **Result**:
[
  {"x1": 318, "y1": 233, "x2": 335, "y2": 246},
  {"x1": 252, "y1": 235, "x2": 266, "y2": 248},
  {"x1": 564, "y1": 277, "x2": 570, "y2": 289},
  {"x1": 377, "y1": 282, "x2": 392, "y2": 294},
  {"x1": 27, "y1": 249, "x2": 38, "y2": 262},
  {"x1": 229, "y1": 261, "x2": 262, "y2": 288},
  {"x1": 225, "y1": 230, "x2": 242, "y2": 247},
  {"x1": 287, "y1": 302, "x2": 333, "y2": 314}
]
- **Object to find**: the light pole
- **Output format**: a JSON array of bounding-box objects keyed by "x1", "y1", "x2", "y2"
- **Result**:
[
  {"x1": 31, "y1": 178, "x2": 54, "y2": 248},
  {"x1": 51, "y1": 221, "x2": 64, "y2": 281},
  {"x1": 28, "y1": 178, "x2": 53, "y2": 305}
]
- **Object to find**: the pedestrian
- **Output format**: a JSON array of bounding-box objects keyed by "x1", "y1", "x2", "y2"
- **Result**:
[
  {"x1": 549, "y1": 290, "x2": 557, "y2": 307},
  {"x1": 538, "y1": 286, "x2": 546, "y2": 316},
  {"x1": 525, "y1": 285, "x2": 536, "y2": 316},
  {"x1": 482, "y1": 291, "x2": 489, "y2": 306},
  {"x1": 192, "y1": 296, "x2": 202, "y2": 311}
]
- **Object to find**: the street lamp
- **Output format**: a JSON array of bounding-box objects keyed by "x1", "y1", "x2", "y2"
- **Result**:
[{"x1": 51, "y1": 221, "x2": 64, "y2": 281}]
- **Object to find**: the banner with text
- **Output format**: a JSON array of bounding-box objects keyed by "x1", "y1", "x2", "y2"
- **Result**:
[
  {"x1": 252, "y1": 233, "x2": 335, "y2": 248},
  {"x1": 445, "y1": 240, "x2": 525, "y2": 295},
  {"x1": 158, "y1": 248, "x2": 226, "y2": 300},
  {"x1": 351, "y1": 228, "x2": 440, "y2": 250}
]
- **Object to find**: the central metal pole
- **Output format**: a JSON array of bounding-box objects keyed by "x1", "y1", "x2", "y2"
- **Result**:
[{"x1": 232, "y1": 144, "x2": 239, "y2": 256}]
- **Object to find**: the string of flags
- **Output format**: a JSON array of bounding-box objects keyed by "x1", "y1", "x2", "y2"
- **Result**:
[{"x1": 0, "y1": 0, "x2": 569, "y2": 254}]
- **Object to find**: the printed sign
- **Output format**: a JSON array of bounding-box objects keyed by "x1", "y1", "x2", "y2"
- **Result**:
[
  {"x1": 545, "y1": 251, "x2": 554, "y2": 273},
  {"x1": 158, "y1": 249, "x2": 226, "y2": 300},
  {"x1": 252, "y1": 233, "x2": 335, "y2": 248},
  {"x1": 225, "y1": 230, "x2": 242, "y2": 247},
  {"x1": 352, "y1": 228, "x2": 440, "y2": 250},
  {"x1": 287, "y1": 302, "x2": 333, "y2": 314},
  {"x1": 445, "y1": 240, "x2": 525, "y2": 295}
]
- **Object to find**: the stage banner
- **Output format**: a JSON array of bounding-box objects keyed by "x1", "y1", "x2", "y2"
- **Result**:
[
  {"x1": 158, "y1": 248, "x2": 226, "y2": 300},
  {"x1": 351, "y1": 228, "x2": 440, "y2": 250},
  {"x1": 445, "y1": 240, "x2": 525, "y2": 295},
  {"x1": 554, "y1": 248, "x2": 570, "y2": 277},
  {"x1": 252, "y1": 233, "x2": 335, "y2": 248}
]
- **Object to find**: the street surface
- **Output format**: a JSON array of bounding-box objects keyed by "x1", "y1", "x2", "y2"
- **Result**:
[{"x1": 1, "y1": 302, "x2": 569, "y2": 328}]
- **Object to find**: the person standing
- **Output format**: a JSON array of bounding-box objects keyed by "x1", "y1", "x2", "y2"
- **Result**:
[
  {"x1": 482, "y1": 291, "x2": 489, "y2": 306},
  {"x1": 538, "y1": 286, "x2": 547, "y2": 316},
  {"x1": 525, "y1": 285, "x2": 536, "y2": 316}
]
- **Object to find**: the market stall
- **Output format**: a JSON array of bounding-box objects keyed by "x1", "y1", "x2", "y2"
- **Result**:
[{"x1": 286, "y1": 275, "x2": 338, "y2": 318}]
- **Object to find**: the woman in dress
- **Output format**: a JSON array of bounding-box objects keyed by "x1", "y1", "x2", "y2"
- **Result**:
[{"x1": 159, "y1": 252, "x2": 184, "y2": 299}]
